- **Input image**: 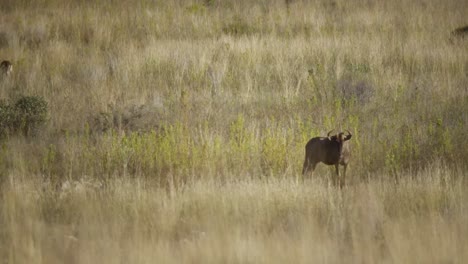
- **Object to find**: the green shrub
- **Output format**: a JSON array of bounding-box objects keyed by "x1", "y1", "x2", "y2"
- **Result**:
[
  {"x1": 0, "y1": 96, "x2": 48, "y2": 138},
  {"x1": 222, "y1": 17, "x2": 254, "y2": 36},
  {"x1": 0, "y1": 100, "x2": 15, "y2": 138},
  {"x1": 261, "y1": 129, "x2": 288, "y2": 176},
  {"x1": 14, "y1": 96, "x2": 48, "y2": 136}
]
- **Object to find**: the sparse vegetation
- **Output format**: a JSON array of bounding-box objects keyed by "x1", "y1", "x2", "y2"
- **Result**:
[{"x1": 0, "y1": 0, "x2": 467, "y2": 263}]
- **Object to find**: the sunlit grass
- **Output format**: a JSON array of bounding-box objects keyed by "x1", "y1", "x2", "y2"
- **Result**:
[
  {"x1": 1, "y1": 163, "x2": 467, "y2": 263},
  {"x1": 0, "y1": 0, "x2": 467, "y2": 262}
]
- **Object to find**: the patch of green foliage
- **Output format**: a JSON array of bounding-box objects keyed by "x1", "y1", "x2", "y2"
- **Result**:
[
  {"x1": 222, "y1": 17, "x2": 255, "y2": 36},
  {"x1": 0, "y1": 96, "x2": 48, "y2": 138},
  {"x1": 0, "y1": 100, "x2": 15, "y2": 138}
]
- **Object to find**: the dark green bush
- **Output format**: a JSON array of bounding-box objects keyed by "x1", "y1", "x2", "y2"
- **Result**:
[
  {"x1": 222, "y1": 17, "x2": 254, "y2": 36},
  {"x1": 0, "y1": 96, "x2": 48, "y2": 138},
  {"x1": 14, "y1": 96, "x2": 48, "y2": 136},
  {"x1": 0, "y1": 100, "x2": 15, "y2": 138}
]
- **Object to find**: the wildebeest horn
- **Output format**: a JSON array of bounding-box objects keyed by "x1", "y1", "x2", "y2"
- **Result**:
[
  {"x1": 345, "y1": 129, "x2": 351, "y2": 136},
  {"x1": 327, "y1": 129, "x2": 335, "y2": 138}
]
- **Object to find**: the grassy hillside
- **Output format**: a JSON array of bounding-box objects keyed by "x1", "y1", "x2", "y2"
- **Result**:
[{"x1": 0, "y1": 0, "x2": 467, "y2": 263}]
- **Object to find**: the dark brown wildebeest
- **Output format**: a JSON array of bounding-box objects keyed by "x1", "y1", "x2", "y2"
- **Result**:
[
  {"x1": 450, "y1": 26, "x2": 468, "y2": 42},
  {"x1": 0, "y1": 60, "x2": 12, "y2": 76},
  {"x1": 302, "y1": 130, "x2": 352, "y2": 188}
]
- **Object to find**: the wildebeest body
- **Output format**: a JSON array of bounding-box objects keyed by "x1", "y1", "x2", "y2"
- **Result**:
[
  {"x1": 302, "y1": 130, "x2": 352, "y2": 187},
  {"x1": 305, "y1": 138, "x2": 341, "y2": 165}
]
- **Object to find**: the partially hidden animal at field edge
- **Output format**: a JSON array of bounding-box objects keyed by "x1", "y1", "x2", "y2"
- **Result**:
[
  {"x1": 302, "y1": 130, "x2": 352, "y2": 188},
  {"x1": 0, "y1": 60, "x2": 12, "y2": 76},
  {"x1": 450, "y1": 25, "x2": 468, "y2": 42}
]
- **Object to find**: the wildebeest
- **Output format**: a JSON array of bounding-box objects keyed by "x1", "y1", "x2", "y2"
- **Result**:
[
  {"x1": 302, "y1": 130, "x2": 352, "y2": 188},
  {"x1": 450, "y1": 26, "x2": 468, "y2": 42},
  {"x1": 0, "y1": 60, "x2": 12, "y2": 76}
]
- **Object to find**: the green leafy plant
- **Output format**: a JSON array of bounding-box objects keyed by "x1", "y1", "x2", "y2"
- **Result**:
[
  {"x1": 222, "y1": 17, "x2": 254, "y2": 36},
  {"x1": 0, "y1": 100, "x2": 15, "y2": 138},
  {"x1": 14, "y1": 96, "x2": 48, "y2": 136}
]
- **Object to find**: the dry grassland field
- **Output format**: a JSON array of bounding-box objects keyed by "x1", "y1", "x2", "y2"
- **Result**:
[{"x1": 0, "y1": 0, "x2": 467, "y2": 263}]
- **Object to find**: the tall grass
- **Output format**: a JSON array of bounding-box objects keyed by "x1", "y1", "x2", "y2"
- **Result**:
[
  {"x1": 1, "y1": 164, "x2": 467, "y2": 263},
  {"x1": 0, "y1": 0, "x2": 467, "y2": 262}
]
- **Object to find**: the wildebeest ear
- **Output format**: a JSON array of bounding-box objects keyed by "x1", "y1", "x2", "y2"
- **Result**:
[
  {"x1": 344, "y1": 135, "x2": 352, "y2": 141},
  {"x1": 329, "y1": 135, "x2": 338, "y2": 141}
]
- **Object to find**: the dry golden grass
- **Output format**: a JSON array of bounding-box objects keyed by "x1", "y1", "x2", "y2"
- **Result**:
[
  {"x1": 0, "y1": 0, "x2": 467, "y2": 263},
  {"x1": 2, "y1": 163, "x2": 467, "y2": 263}
]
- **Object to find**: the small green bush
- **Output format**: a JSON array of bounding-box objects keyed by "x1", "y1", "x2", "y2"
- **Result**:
[
  {"x1": 14, "y1": 96, "x2": 48, "y2": 136},
  {"x1": 222, "y1": 17, "x2": 254, "y2": 36},
  {"x1": 0, "y1": 96, "x2": 48, "y2": 138},
  {"x1": 0, "y1": 100, "x2": 15, "y2": 138}
]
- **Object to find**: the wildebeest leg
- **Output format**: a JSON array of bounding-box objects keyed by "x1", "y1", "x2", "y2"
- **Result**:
[
  {"x1": 333, "y1": 164, "x2": 340, "y2": 187},
  {"x1": 302, "y1": 160, "x2": 317, "y2": 179},
  {"x1": 302, "y1": 159, "x2": 309, "y2": 176},
  {"x1": 340, "y1": 164, "x2": 347, "y2": 189}
]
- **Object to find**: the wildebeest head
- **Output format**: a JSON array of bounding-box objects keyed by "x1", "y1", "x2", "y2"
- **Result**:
[{"x1": 327, "y1": 129, "x2": 352, "y2": 143}]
